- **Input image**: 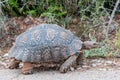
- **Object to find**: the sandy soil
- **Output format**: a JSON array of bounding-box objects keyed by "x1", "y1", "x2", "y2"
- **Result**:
[{"x1": 0, "y1": 68, "x2": 120, "y2": 80}]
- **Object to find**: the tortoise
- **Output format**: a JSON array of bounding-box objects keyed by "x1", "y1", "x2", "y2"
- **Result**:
[{"x1": 8, "y1": 24, "x2": 98, "y2": 74}]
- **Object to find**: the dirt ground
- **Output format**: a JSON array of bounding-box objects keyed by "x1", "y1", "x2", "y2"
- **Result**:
[
  {"x1": 0, "y1": 68, "x2": 120, "y2": 80},
  {"x1": 0, "y1": 54, "x2": 120, "y2": 80}
]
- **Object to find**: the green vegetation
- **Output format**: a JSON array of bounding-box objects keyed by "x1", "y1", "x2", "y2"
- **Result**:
[
  {"x1": 84, "y1": 46, "x2": 111, "y2": 57},
  {"x1": 84, "y1": 42, "x2": 118, "y2": 57},
  {"x1": 1, "y1": 0, "x2": 119, "y2": 31},
  {"x1": 115, "y1": 30, "x2": 120, "y2": 48},
  {"x1": 1, "y1": 0, "x2": 119, "y2": 25}
]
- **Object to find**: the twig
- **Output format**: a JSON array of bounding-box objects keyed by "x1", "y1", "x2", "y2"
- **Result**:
[
  {"x1": 106, "y1": 0, "x2": 120, "y2": 38},
  {"x1": 0, "y1": 0, "x2": 1, "y2": 15},
  {"x1": 0, "y1": 0, "x2": 8, "y2": 4}
]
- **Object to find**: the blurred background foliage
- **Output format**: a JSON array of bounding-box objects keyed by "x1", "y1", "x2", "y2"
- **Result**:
[
  {"x1": 1, "y1": 0, "x2": 119, "y2": 35},
  {"x1": 1, "y1": 0, "x2": 120, "y2": 21},
  {"x1": 1, "y1": 0, "x2": 119, "y2": 27}
]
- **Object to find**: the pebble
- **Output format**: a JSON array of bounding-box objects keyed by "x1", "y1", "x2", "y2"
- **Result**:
[
  {"x1": 70, "y1": 67, "x2": 75, "y2": 71},
  {"x1": 106, "y1": 61, "x2": 113, "y2": 64},
  {"x1": 91, "y1": 63, "x2": 97, "y2": 67},
  {"x1": 3, "y1": 53, "x2": 9, "y2": 58}
]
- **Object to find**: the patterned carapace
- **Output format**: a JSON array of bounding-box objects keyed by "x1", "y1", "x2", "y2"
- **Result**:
[{"x1": 9, "y1": 24, "x2": 82, "y2": 62}]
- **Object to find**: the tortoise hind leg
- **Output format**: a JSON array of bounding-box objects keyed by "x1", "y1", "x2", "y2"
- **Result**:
[
  {"x1": 8, "y1": 58, "x2": 20, "y2": 69},
  {"x1": 21, "y1": 62, "x2": 34, "y2": 74},
  {"x1": 59, "y1": 54, "x2": 78, "y2": 73}
]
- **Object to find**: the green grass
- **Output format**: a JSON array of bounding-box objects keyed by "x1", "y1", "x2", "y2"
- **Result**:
[{"x1": 84, "y1": 44, "x2": 117, "y2": 58}]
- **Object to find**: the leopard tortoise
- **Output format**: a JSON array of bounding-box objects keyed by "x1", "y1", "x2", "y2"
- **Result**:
[{"x1": 8, "y1": 24, "x2": 98, "y2": 74}]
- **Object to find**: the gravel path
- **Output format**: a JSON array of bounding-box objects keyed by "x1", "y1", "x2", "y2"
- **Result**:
[{"x1": 0, "y1": 69, "x2": 120, "y2": 80}]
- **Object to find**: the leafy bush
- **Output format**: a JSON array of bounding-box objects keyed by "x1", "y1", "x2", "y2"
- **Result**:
[
  {"x1": 2, "y1": 0, "x2": 119, "y2": 18},
  {"x1": 1, "y1": 0, "x2": 119, "y2": 30},
  {"x1": 41, "y1": 6, "x2": 67, "y2": 24}
]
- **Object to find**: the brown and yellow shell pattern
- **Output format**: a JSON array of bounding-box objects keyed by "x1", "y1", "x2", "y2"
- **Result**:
[{"x1": 9, "y1": 24, "x2": 83, "y2": 62}]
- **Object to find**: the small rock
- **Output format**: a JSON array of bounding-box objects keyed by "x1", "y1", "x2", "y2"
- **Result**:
[
  {"x1": 98, "y1": 68, "x2": 107, "y2": 71},
  {"x1": 98, "y1": 68, "x2": 114, "y2": 71},
  {"x1": 19, "y1": 63, "x2": 23, "y2": 68},
  {"x1": 3, "y1": 53, "x2": 9, "y2": 58},
  {"x1": 91, "y1": 63, "x2": 97, "y2": 67},
  {"x1": 70, "y1": 67, "x2": 75, "y2": 71},
  {"x1": 106, "y1": 61, "x2": 113, "y2": 64}
]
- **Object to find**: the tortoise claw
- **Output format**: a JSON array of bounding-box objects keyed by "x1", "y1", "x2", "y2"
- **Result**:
[
  {"x1": 59, "y1": 54, "x2": 77, "y2": 73},
  {"x1": 59, "y1": 64, "x2": 68, "y2": 73},
  {"x1": 21, "y1": 62, "x2": 34, "y2": 75},
  {"x1": 8, "y1": 58, "x2": 20, "y2": 69},
  {"x1": 22, "y1": 69, "x2": 33, "y2": 75}
]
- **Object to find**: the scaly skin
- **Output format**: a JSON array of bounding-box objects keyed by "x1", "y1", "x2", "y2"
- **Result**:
[
  {"x1": 21, "y1": 62, "x2": 34, "y2": 74},
  {"x1": 8, "y1": 58, "x2": 20, "y2": 69},
  {"x1": 59, "y1": 54, "x2": 78, "y2": 73}
]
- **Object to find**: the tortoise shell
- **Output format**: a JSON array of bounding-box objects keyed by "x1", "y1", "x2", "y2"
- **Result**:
[{"x1": 9, "y1": 24, "x2": 83, "y2": 62}]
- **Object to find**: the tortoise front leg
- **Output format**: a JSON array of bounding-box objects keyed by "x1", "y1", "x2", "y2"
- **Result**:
[
  {"x1": 21, "y1": 62, "x2": 34, "y2": 74},
  {"x1": 8, "y1": 58, "x2": 20, "y2": 69},
  {"x1": 59, "y1": 54, "x2": 78, "y2": 73},
  {"x1": 76, "y1": 51, "x2": 85, "y2": 67}
]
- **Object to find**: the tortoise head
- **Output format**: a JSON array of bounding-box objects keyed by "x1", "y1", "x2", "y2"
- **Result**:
[{"x1": 82, "y1": 41, "x2": 99, "y2": 50}]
